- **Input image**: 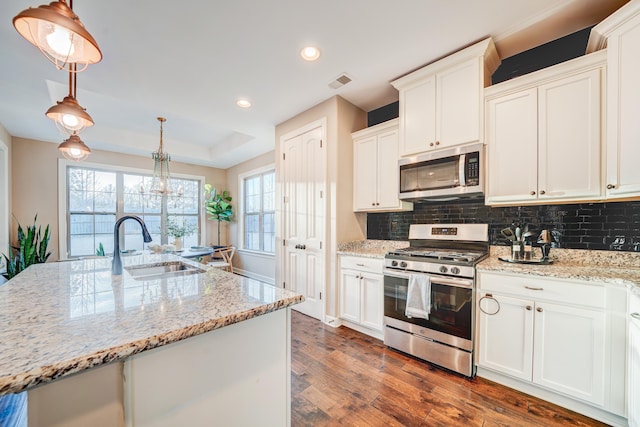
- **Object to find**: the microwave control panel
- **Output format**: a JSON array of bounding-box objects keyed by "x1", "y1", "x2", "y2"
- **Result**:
[{"x1": 465, "y1": 152, "x2": 480, "y2": 186}]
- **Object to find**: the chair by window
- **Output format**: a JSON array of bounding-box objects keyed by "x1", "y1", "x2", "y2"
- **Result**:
[{"x1": 207, "y1": 246, "x2": 235, "y2": 273}]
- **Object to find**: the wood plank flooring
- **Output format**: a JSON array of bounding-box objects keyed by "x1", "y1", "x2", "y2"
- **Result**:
[{"x1": 291, "y1": 310, "x2": 609, "y2": 426}]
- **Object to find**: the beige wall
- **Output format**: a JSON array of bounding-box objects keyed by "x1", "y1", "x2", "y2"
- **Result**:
[
  {"x1": 225, "y1": 150, "x2": 276, "y2": 283},
  {"x1": 11, "y1": 137, "x2": 225, "y2": 261},
  {"x1": 274, "y1": 96, "x2": 366, "y2": 318}
]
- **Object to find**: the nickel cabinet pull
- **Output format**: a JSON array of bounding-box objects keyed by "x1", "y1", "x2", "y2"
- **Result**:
[{"x1": 631, "y1": 313, "x2": 640, "y2": 320}]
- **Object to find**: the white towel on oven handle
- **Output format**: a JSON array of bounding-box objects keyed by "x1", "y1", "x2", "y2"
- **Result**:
[{"x1": 405, "y1": 273, "x2": 431, "y2": 320}]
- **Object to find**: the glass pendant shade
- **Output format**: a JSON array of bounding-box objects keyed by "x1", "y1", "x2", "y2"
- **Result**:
[
  {"x1": 46, "y1": 95, "x2": 93, "y2": 134},
  {"x1": 58, "y1": 133, "x2": 90, "y2": 161},
  {"x1": 13, "y1": 0, "x2": 102, "y2": 71},
  {"x1": 149, "y1": 117, "x2": 173, "y2": 195}
]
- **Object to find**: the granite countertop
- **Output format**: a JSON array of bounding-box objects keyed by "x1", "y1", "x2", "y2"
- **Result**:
[
  {"x1": 0, "y1": 254, "x2": 303, "y2": 395},
  {"x1": 478, "y1": 246, "x2": 640, "y2": 290},
  {"x1": 337, "y1": 240, "x2": 408, "y2": 259}
]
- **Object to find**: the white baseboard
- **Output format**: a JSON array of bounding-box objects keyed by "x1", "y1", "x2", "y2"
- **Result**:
[{"x1": 233, "y1": 268, "x2": 275, "y2": 286}]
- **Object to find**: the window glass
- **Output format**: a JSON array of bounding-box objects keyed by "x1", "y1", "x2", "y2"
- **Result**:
[{"x1": 242, "y1": 169, "x2": 275, "y2": 253}]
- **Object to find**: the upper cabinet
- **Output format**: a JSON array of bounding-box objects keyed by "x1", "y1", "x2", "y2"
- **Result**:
[
  {"x1": 391, "y1": 38, "x2": 500, "y2": 157},
  {"x1": 485, "y1": 52, "x2": 606, "y2": 206},
  {"x1": 588, "y1": 1, "x2": 640, "y2": 199},
  {"x1": 352, "y1": 119, "x2": 412, "y2": 212}
]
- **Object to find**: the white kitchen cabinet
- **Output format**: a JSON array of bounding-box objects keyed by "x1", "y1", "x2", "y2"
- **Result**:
[
  {"x1": 352, "y1": 119, "x2": 412, "y2": 212},
  {"x1": 588, "y1": 1, "x2": 640, "y2": 199},
  {"x1": 485, "y1": 52, "x2": 605, "y2": 206},
  {"x1": 338, "y1": 255, "x2": 384, "y2": 338},
  {"x1": 391, "y1": 38, "x2": 499, "y2": 157},
  {"x1": 629, "y1": 292, "x2": 640, "y2": 427},
  {"x1": 476, "y1": 271, "x2": 627, "y2": 423}
]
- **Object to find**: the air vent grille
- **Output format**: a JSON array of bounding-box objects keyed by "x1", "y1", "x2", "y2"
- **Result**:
[{"x1": 329, "y1": 73, "x2": 352, "y2": 89}]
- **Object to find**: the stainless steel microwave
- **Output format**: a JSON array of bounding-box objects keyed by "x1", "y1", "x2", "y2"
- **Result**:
[{"x1": 398, "y1": 143, "x2": 484, "y2": 201}]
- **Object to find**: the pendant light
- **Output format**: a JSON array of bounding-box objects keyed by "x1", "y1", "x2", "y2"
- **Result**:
[
  {"x1": 13, "y1": 0, "x2": 102, "y2": 72},
  {"x1": 58, "y1": 133, "x2": 91, "y2": 161},
  {"x1": 46, "y1": 63, "x2": 93, "y2": 135},
  {"x1": 149, "y1": 117, "x2": 174, "y2": 195}
]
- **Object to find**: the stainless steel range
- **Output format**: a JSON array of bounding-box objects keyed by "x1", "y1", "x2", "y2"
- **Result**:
[{"x1": 383, "y1": 223, "x2": 489, "y2": 377}]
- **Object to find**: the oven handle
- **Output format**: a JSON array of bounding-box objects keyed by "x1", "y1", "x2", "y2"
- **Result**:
[{"x1": 383, "y1": 268, "x2": 473, "y2": 289}]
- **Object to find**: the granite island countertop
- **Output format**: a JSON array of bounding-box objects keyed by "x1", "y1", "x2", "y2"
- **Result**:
[
  {"x1": 0, "y1": 254, "x2": 303, "y2": 395},
  {"x1": 478, "y1": 246, "x2": 640, "y2": 291}
]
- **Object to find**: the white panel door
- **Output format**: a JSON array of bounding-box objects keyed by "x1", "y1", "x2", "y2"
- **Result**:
[
  {"x1": 485, "y1": 88, "x2": 538, "y2": 204},
  {"x1": 538, "y1": 69, "x2": 602, "y2": 201},
  {"x1": 376, "y1": 129, "x2": 401, "y2": 209},
  {"x1": 606, "y1": 13, "x2": 640, "y2": 198},
  {"x1": 399, "y1": 76, "x2": 436, "y2": 156},
  {"x1": 477, "y1": 293, "x2": 534, "y2": 381},
  {"x1": 532, "y1": 301, "x2": 606, "y2": 406},
  {"x1": 353, "y1": 136, "x2": 378, "y2": 210},
  {"x1": 360, "y1": 272, "x2": 383, "y2": 332},
  {"x1": 281, "y1": 126, "x2": 325, "y2": 320},
  {"x1": 438, "y1": 58, "x2": 481, "y2": 148},
  {"x1": 339, "y1": 269, "x2": 361, "y2": 323}
]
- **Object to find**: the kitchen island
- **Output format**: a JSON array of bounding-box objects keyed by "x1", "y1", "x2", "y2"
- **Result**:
[{"x1": 0, "y1": 254, "x2": 303, "y2": 426}]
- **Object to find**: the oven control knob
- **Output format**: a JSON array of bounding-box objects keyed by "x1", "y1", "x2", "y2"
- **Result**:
[
  {"x1": 439, "y1": 266, "x2": 448, "y2": 273},
  {"x1": 451, "y1": 267, "x2": 460, "y2": 275},
  {"x1": 391, "y1": 260, "x2": 398, "y2": 267},
  {"x1": 400, "y1": 261, "x2": 408, "y2": 268}
]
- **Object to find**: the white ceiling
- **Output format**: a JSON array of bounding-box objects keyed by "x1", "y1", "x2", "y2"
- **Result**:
[{"x1": 0, "y1": 0, "x2": 627, "y2": 169}]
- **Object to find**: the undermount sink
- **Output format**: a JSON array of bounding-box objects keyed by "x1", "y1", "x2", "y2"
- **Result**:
[{"x1": 125, "y1": 261, "x2": 206, "y2": 281}]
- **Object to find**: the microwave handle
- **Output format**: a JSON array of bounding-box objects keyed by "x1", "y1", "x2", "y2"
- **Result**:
[{"x1": 458, "y1": 153, "x2": 466, "y2": 186}]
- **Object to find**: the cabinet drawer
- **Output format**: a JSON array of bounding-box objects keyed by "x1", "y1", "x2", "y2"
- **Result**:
[
  {"x1": 478, "y1": 272, "x2": 605, "y2": 308},
  {"x1": 339, "y1": 256, "x2": 383, "y2": 273}
]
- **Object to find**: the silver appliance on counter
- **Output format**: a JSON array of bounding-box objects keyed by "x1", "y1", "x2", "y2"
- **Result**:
[
  {"x1": 398, "y1": 142, "x2": 483, "y2": 201},
  {"x1": 383, "y1": 223, "x2": 489, "y2": 377}
]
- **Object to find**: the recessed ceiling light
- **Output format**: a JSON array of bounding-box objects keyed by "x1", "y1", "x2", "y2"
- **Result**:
[
  {"x1": 300, "y1": 46, "x2": 320, "y2": 61},
  {"x1": 236, "y1": 99, "x2": 251, "y2": 108}
]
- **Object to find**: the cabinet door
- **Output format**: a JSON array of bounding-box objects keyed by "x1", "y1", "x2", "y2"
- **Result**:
[
  {"x1": 399, "y1": 76, "x2": 436, "y2": 156},
  {"x1": 360, "y1": 272, "x2": 383, "y2": 332},
  {"x1": 538, "y1": 69, "x2": 602, "y2": 201},
  {"x1": 353, "y1": 136, "x2": 378, "y2": 211},
  {"x1": 437, "y1": 58, "x2": 481, "y2": 148},
  {"x1": 375, "y1": 129, "x2": 401, "y2": 209},
  {"x1": 477, "y1": 293, "x2": 534, "y2": 381},
  {"x1": 606, "y1": 12, "x2": 640, "y2": 198},
  {"x1": 629, "y1": 297, "x2": 640, "y2": 427},
  {"x1": 339, "y1": 269, "x2": 361, "y2": 323},
  {"x1": 532, "y1": 301, "x2": 606, "y2": 406},
  {"x1": 485, "y1": 89, "x2": 538, "y2": 204}
]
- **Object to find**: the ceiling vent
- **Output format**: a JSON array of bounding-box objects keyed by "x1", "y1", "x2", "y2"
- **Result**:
[{"x1": 328, "y1": 73, "x2": 352, "y2": 89}]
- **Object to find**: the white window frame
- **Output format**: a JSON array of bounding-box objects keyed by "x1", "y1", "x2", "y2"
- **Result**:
[
  {"x1": 238, "y1": 164, "x2": 275, "y2": 256},
  {"x1": 58, "y1": 159, "x2": 205, "y2": 260}
]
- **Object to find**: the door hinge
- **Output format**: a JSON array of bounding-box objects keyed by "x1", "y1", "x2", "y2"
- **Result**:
[
  {"x1": 283, "y1": 153, "x2": 286, "y2": 160},
  {"x1": 283, "y1": 195, "x2": 288, "y2": 203},
  {"x1": 320, "y1": 190, "x2": 323, "y2": 198},
  {"x1": 283, "y1": 282, "x2": 286, "y2": 288},
  {"x1": 320, "y1": 139, "x2": 323, "y2": 148},
  {"x1": 319, "y1": 291, "x2": 322, "y2": 300},
  {"x1": 283, "y1": 239, "x2": 286, "y2": 246},
  {"x1": 320, "y1": 241, "x2": 322, "y2": 249}
]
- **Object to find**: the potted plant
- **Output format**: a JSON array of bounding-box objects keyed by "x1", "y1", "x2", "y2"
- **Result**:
[
  {"x1": 166, "y1": 218, "x2": 197, "y2": 250},
  {"x1": 203, "y1": 184, "x2": 233, "y2": 246},
  {"x1": 2, "y1": 215, "x2": 51, "y2": 280}
]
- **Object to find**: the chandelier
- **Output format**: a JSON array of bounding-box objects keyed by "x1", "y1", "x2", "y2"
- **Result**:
[
  {"x1": 149, "y1": 117, "x2": 174, "y2": 195},
  {"x1": 13, "y1": 0, "x2": 102, "y2": 72}
]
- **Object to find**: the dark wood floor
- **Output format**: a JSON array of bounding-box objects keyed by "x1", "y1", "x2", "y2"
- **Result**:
[{"x1": 290, "y1": 310, "x2": 608, "y2": 427}]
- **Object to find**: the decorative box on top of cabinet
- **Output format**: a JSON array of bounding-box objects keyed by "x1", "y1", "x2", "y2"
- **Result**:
[
  {"x1": 391, "y1": 38, "x2": 500, "y2": 158},
  {"x1": 484, "y1": 51, "x2": 606, "y2": 206},
  {"x1": 352, "y1": 119, "x2": 412, "y2": 212},
  {"x1": 588, "y1": 0, "x2": 640, "y2": 200},
  {"x1": 476, "y1": 271, "x2": 627, "y2": 427}
]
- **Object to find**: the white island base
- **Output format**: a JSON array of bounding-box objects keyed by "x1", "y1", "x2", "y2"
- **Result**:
[{"x1": 27, "y1": 309, "x2": 291, "y2": 427}]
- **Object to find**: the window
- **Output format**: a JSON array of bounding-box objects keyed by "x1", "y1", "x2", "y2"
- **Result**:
[
  {"x1": 65, "y1": 164, "x2": 202, "y2": 258},
  {"x1": 242, "y1": 168, "x2": 275, "y2": 253}
]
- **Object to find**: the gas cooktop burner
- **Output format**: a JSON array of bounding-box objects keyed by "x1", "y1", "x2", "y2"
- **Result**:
[{"x1": 388, "y1": 247, "x2": 486, "y2": 263}]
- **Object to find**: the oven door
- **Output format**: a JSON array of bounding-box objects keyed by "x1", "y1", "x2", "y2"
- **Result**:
[{"x1": 383, "y1": 268, "x2": 474, "y2": 348}]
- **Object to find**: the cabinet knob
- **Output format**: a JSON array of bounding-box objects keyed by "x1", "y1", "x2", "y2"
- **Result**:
[
  {"x1": 536, "y1": 307, "x2": 543, "y2": 313},
  {"x1": 540, "y1": 190, "x2": 546, "y2": 195},
  {"x1": 429, "y1": 142, "x2": 434, "y2": 147},
  {"x1": 530, "y1": 191, "x2": 536, "y2": 196},
  {"x1": 376, "y1": 202, "x2": 380, "y2": 206},
  {"x1": 372, "y1": 202, "x2": 375, "y2": 206},
  {"x1": 435, "y1": 141, "x2": 440, "y2": 146},
  {"x1": 526, "y1": 305, "x2": 532, "y2": 311},
  {"x1": 607, "y1": 184, "x2": 616, "y2": 189}
]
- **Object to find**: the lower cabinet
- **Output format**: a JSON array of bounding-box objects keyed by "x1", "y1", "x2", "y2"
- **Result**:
[
  {"x1": 339, "y1": 256, "x2": 384, "y2": 338},
  {"x1": 629, "y1": 292, "x2": 640, "y2": 427},
  {"x1": 476, "y1": 271, "x2": 627, "y2": 425}
]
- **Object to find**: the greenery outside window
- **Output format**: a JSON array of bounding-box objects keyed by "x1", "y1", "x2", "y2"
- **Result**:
[
  {"x1": 242, "y1": 168, "x2": 275, "y2": 253},
  {"x1": 65, "y1": 164, "x2": 202, "y2": 258}
]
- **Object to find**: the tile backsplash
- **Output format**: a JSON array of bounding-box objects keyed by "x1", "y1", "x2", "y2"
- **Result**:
[{"x1": 367, "y1": 200, "x2": 640, "y2": 252}]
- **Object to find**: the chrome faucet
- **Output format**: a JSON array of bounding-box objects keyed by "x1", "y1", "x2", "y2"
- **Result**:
[{"x1": 112, "y1": 215, "x2": 152, "y2": 275}]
